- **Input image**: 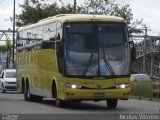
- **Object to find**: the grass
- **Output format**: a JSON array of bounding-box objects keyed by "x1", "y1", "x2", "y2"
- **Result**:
[
  {"x1": 130, "y1": 82, "x2": 153, "y2": 98},
  {"x1": 130, "y1": 79, "x2": 160, "y2": 101}
]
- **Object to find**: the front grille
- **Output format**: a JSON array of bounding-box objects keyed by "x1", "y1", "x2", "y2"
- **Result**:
[
  {"x1": 6, "y1": 82, "x2": 16, "y2": 84},
  {"x1": 81, "y1": 86, "x2": 116, "y2": 90},
  {"x1": 5, "y1": 86, "x2": 17, "y2": 89}
]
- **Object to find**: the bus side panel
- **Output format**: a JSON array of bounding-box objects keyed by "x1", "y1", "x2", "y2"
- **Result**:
[
  {"x1": 16, "y1": 52, "x2": 23, "y2": 92},
  {"x1": 30, "y1": 49, "x2": 60, "y2": 97}
]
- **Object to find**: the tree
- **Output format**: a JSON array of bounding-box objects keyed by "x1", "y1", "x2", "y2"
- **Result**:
[
  {"x1": 16, "y1": 0, "x2": 53, "y2": 26},
  {"x1": 5, "y1": 40, "x2": 13, "y2": 68},
  {"x1": 0, "y1": 44, "x2": 7, "y2": 53},
  {"x1": 111, "y1": 4, "x2": 143, "y2": 35},
  {"x1": 80, "y1": 0, "x2": 114, "y2": 14},
  {"x1": 16, "y1": 0, "x2": 83, "y2": 26},
  {"x1": 0, "y1": 40, "x2": 13, "y2": 68},
  {"x1": 0, "y1": 44, "x2": 6, "y2": 69},
  {"x1": 16, "y1": 0, "x2": 144, "y2": 35}
]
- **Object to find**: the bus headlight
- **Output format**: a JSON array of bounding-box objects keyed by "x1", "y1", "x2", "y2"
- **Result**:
[
  {"x1": 116, "y1": 83, "x2": 130, "y2": 89},
  {"x1": 66, "y1": 84, "x2": 82, "y2": 89}
]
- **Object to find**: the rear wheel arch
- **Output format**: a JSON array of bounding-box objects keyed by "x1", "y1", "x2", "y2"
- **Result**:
[
  {"x1": 22, "y1": 77, "x2": 25, "y2": 93},
  {"x1": 26, "y1": 77, "x2": 29, "y2": 88},
  {"x1": 52, "y1": 79, "x2": 66, "y2": 108},
  {"x1": 52, "y1": 80, "x2": 57, "y2": 98}
]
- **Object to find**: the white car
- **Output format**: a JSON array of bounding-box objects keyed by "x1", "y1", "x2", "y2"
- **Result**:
[
  {"x1": 130, "y1": 74, "x2": 151, "y2": 82},
  {"x1": 0, "y1": 69, "x2": 17, "y2": 93}
]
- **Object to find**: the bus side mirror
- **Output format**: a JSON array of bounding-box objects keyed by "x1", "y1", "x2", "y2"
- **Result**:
[
  {"x1": 56, "y1": 33, "x2": 60, "y2": 40},
  {"x1": 129, "y1": 41, "x2": 136, "y2": 62},
  {"x1": 57, "y1": 41, "x2": 64, "y2": 57}
]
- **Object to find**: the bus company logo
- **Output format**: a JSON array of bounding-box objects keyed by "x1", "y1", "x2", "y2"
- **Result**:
[{"x1": 97, "y1": 84, "x2": 102, "y2": 89}]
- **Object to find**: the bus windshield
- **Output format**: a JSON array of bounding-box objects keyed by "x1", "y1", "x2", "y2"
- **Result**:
[{"x1": 64, "y1": 23, "x2": 129, "y2": 77}]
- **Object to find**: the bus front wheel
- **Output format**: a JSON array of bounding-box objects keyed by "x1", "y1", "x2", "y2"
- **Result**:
[
  {"x1": 56, "y1": 99, "x2": 66, "y2": 108},
  {"x1": 54, "y1": 86, "x2": 66, "y2": 107},
  {"x1": 106, "y1": 99, "x2": 118, "y2": 109}
]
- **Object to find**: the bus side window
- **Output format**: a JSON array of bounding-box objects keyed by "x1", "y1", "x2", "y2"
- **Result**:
[{"x1": 56, "y1": 22, "x2": 64, "y2": 75}]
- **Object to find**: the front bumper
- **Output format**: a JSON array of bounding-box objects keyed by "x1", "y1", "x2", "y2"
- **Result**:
[
  {"x1": 61, "y1": 87, "x2": 130, "y2": 100},
  {"x1": 4, "y1": 82, "x2": 17, "y2": 91}
]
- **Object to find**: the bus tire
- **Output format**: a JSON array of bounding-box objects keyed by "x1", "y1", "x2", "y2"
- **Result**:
[
  {"x1": 24, "y1": 81, "x2": 35, "y2": 101},
  {"x1": 106, "y1": 99, "x2": 118, "y2": 109},
  {"x1": 24, "y1": 82, "x2": 30, "y2": 101},
  {"x1": 24, "y1": 82, "x2": 43, "y2": 102},
  {"x1": 56, "y1": 99, "x2": 66, "y2": 108},
  {"x1": 53, "y1": 84, "x2": 65, "y2": 107}
]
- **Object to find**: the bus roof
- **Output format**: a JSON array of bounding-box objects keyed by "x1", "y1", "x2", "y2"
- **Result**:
[{"x1": 18, "y1": 14, "x2": 126, "y2": 31}]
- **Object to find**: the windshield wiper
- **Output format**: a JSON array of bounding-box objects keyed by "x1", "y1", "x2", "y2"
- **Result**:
[
  {"x1": 102, "y1": 48, "x2": 115, "y2": 76},
  {"x1": 83, "y1": 52, "x2": 94, "y2": 76}
]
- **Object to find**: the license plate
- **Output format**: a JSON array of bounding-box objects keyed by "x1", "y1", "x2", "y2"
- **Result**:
[{"x1": 94, "y1": 93, "x2": 105, "y2": 97}]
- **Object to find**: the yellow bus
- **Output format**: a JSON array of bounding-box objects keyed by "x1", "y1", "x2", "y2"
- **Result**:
[{"x1": 17, "y1": 14, "x2": 134, "y2": 108}]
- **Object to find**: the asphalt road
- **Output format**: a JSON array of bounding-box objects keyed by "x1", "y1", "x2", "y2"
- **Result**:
[{"x1": 0, "y1": 92, "x2": 160, "y2": 120}]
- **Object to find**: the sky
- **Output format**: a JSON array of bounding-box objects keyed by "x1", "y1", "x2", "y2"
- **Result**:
[
  {"x1": 119, "y1": 0, "x2": 160, "y2": 35},
  {"x1": 0, "y1": 0, "x2": 160, "y2": 36}
]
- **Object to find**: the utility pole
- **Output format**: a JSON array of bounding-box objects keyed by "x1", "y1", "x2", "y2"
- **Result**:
[
  {"x1": 12, "y1": 0, "x2": 15, "y2": 67},
  {"x1": 151, "y1": 50, "x2": 154, "y2": 77},
  {"x1": 143, "y1": 27, "x2": 147, "y2": 74},
  {"x1": 74, "y1": 0, "x2": 76, "y2": 14}
]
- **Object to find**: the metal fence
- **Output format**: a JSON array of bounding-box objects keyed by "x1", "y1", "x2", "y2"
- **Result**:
[{"x1": 131, "y1": 35, "x2": 160, "y2": 77}]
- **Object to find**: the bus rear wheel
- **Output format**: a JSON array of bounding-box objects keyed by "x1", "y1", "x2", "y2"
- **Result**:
[
  {"x1": 24, "y1": 83, "x2": 43, "y2": 102},
  {"x1": 24, "y1": 83, "x2": 32, "y2": 101},
  {"x1": 106, "y1": 99, "x2": 118, "y2": 109}
]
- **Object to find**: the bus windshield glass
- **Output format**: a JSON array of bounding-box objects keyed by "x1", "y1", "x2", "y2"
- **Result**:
[{"x1": 64, "y1": 23, "x2": 129, "y2": 77}]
